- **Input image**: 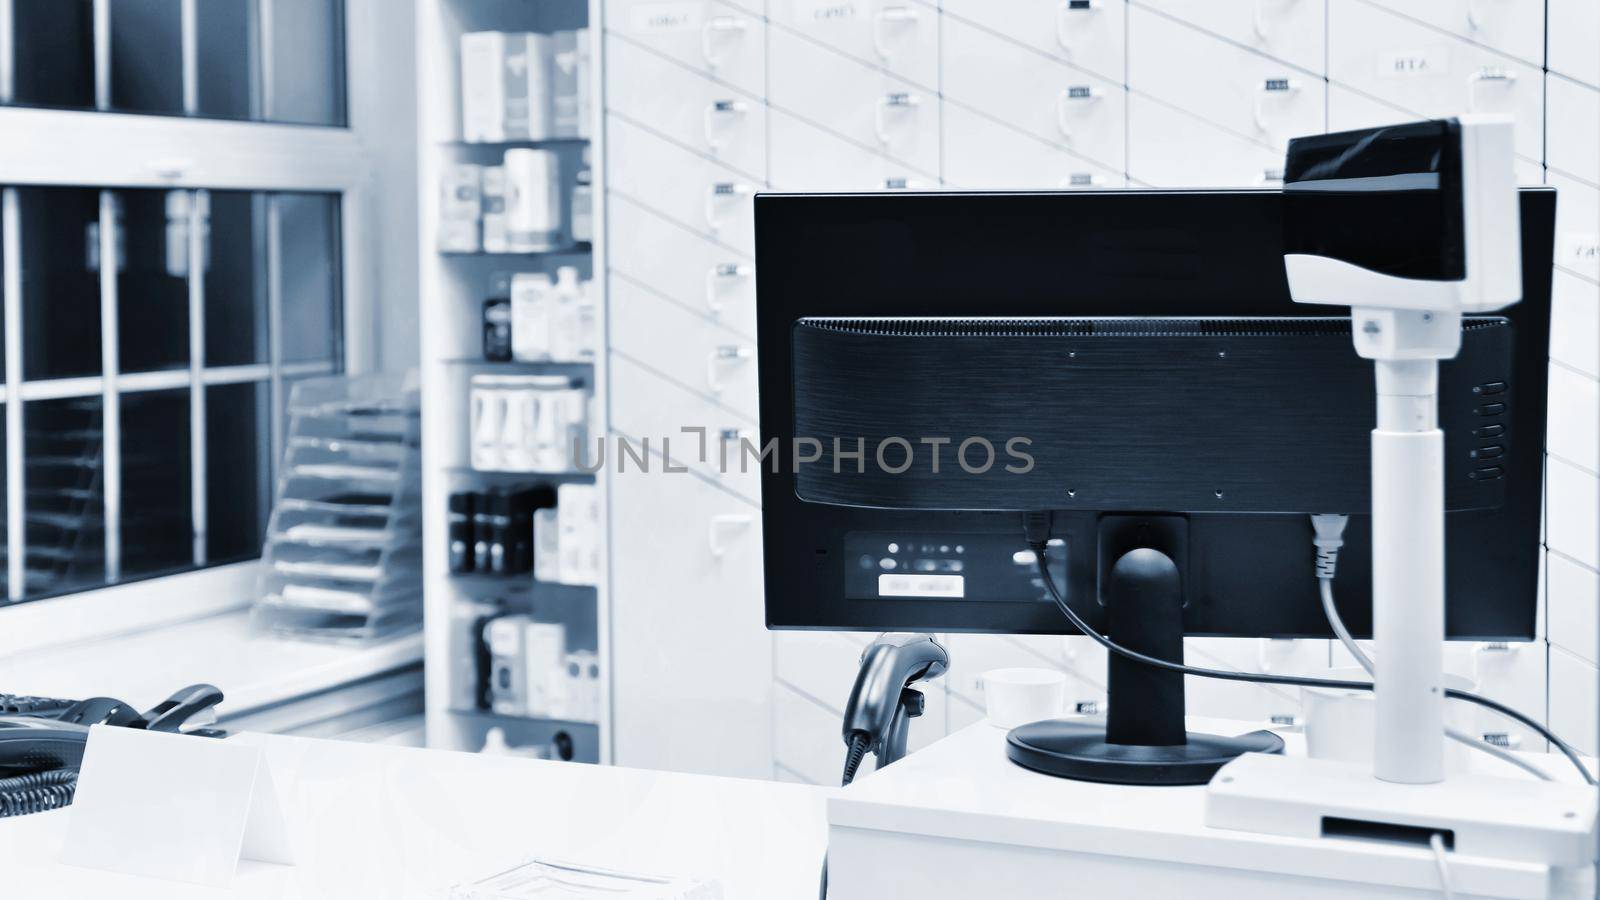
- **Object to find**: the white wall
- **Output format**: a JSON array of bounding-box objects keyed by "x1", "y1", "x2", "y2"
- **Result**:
[{"x1": 348, "y1": 0, "x2": 422, "y2": 374}]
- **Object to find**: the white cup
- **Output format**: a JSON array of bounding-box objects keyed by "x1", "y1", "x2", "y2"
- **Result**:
[
  {"x1": 982, "y1": 668, "x2": 1067, "y2": 729},
  {"x1": 1301, "y1": 666, "x2": 1474, "y2": 771}
]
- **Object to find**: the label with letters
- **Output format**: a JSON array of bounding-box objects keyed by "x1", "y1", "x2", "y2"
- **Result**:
[
  {"x1": 630, "y1": 1, "x2": 703, "y2": 33},
  {"x1": 1560, "y1": 231, "x2": 1600, "y2": 279},
  {"x1": 1377, "y1": 46, "x2": 1450, "y2": 79},
  {"x1": 793, "y1": 0, "x2": 861, "y2": 25}
]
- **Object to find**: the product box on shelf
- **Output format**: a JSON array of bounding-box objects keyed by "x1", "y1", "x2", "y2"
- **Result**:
[
  {"x1": 469, "y1": 373, "x2": 589, "y2": 474},
  {"x1": 462, "y1": 32, "x2": 553, "y2": 143}
]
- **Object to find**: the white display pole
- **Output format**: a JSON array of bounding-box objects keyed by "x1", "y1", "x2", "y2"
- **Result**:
[{"x1": 1370, "y1": 358, "x2": 1446, "y2": 784}]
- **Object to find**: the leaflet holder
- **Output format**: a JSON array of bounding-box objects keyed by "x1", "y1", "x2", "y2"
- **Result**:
[{"x1": 61, "y1": 725, "x2": 293, "y2": 887}]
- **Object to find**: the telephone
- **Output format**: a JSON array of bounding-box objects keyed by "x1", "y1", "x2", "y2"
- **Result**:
[{"x1": 0, "y1": 685, "x2": 225, "y2": 818}]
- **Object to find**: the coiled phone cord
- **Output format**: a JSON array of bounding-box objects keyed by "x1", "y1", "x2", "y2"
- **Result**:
[{"x1": 0, "y1": 768, "x2": 78, "y2": 818}]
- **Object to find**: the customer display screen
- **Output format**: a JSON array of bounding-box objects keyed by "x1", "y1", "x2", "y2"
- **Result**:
[
  {"x1": 1282, "y1": 118, "x2": 1465, "y2": 281},
  {"x1": 843, "y1": 532, "x2": 1064, "y2": 603}
]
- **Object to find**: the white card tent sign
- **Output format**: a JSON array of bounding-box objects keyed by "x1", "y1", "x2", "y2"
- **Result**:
[{"x1": 61, "y1": 725, "x2": 294, "y2": 887}]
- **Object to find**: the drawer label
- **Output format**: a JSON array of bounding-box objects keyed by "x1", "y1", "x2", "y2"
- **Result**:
[
  {"x1": 630, "y1": 2, "x2": 703, "y2": 33},
  {"x1": 1560, "y1": 231, "x2": 1600, "y2": 277},
  {"x1": 1377, "y1": 46, "x2": 1450, "y2": 79},
  {"x1": 793, "y1": 0, "x2": 862, "y2": 24}
]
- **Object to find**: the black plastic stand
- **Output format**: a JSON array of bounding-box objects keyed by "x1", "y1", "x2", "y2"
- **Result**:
[{"x1": 1006, "y1": 545, "x2": 1283, "y2": 785}]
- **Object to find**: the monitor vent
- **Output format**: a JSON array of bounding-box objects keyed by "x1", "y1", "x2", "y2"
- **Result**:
[{"x1": 801, "y1": 317, "x2": 1508, "y2": 338}]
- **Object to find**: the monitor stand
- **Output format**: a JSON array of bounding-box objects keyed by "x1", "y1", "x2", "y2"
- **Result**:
[{"x1": 1006, "y1": 546, "x2": 1284, "y2": 786}]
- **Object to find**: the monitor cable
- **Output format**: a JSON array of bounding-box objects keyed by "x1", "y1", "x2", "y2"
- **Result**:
[
  {"x1": 1310, "y1": 514, "x2": 1553, "y2": 782},
  {"x1": 1023, "y1": 519, "x2": 1595, "y2": 786}
]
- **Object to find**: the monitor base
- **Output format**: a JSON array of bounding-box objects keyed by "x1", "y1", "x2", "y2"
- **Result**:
[{"x1": 1006, "y1": 719, "x2": 1285, "y2": 786}]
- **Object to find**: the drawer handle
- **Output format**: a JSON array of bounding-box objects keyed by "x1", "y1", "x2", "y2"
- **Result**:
[
  {"x1": 1467, "y1": 66, "x2": 1517, "y2": 112},
  {"x1": 704, "y1": 181, "x2": 754, "y2": 233},
  {"x1": 706, "y1": 344, "x2": 753, "y2": 394},
  {"x1": 872, "y1": 6, "x2": 920, "y2": 60},
  {"x1": 882, "y1": 176, "x2": 927, "y2": 190},
  {"x1": 873, "y1": 92, "x2": 921, "y2": 145},
  {"x1": 1252, "y1": 0, "x2": 1298, "y2": 41},
  {"x1": 1253, "y1": 77, "x2": 1300, "y2": 134},
  {"x1": 700, "y1": 15, "x2": 748, "y2": 70},
  {"x1": 708, "y1": 513, "x2": 753, "y2": 558},
  {"x1": 1059, "y1": 172, "x2": 1103, "y2": 189},
  {"x1": 704, "y1": 262, "x2": 753, "y2": 314},
  {"x1": 1055, "y1": 85, "x2": 1101, "y2": 139},
  {"x1": 1056, "y1": 0, "x2": 1099, "y2": 53},
  {"x1": 1256, "y1": 166, "x2": 1285, "y2": 186},
  {"x1": 702, "y1": 99, "x2": 750, "y2": 152},
  {"x1": 1466, "y1": 0, "x2": 1494, "y2": 31}
]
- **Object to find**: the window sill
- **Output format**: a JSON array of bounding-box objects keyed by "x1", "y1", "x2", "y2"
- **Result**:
[{"x1": 0, "y1": 609, "x2": 423, "y2": 721}]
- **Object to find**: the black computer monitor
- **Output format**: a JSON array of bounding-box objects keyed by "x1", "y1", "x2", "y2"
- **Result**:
[{"x1": 753, "y1": 188, "x2": 1554, "y2": 783}]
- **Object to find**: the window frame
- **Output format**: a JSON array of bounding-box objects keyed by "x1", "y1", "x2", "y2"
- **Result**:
[{"x1": 0, "y1": 0, "x2": 381, "y2": 645}]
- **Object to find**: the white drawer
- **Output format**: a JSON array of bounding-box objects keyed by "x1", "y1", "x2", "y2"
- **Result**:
[
  {"x1": 767, "y1": 25, "x2": 939, "y2": 177},
  {"x1": 943, "y1": 15, "x2": 1125, "y2": 173},
  {"x1": 768, "y1": 107, "x2": 939, "y2": 192},
  {"x1": 1460, "y1": 641, "x2": 1548, "y2": 751},
  {"x1": 774, "y1": 630, "x2": 872, "y2": 714},
  {"x1": 607, "y1": 114, "x2": 762, "y2": 255},
  {"x1": 941, "y1": 0, "x2": 1126, "y2": 85},
  {"x1": 1129, "y1": 6, "x2": 1324, "y2": 153},
  {"x1": 610, "y1": 463, "x2": 771, "y2": 777},
  {"x1": 1548, "y1": 76, "x2": 1600, "y2": 187},
  {"x1": 943, "y1": 104, "x2": 1125, "y2": 190},
  {"x1": 1548, "y1": 552, "x2": 1599, "y2": 665},
  {"x1": 1183, "y1": 637, "x2": 1306, "y2": 724},
  {"x1": 1551, "y1": 271, "x2": 1600, "y2": 379},
  {"x1": 1133, "y1": 0, "x2": 1325, "y2": 75},
  {"x1": 1361, "y1": 0, "x2": 1544, "y2": 69},
  {"x1": 1128, "y1": 94, "x2": 1285, "y2": 188},
  {"x1": 606, "y1": 193, "x2": 757, "y2": 339},
  {"x1": 609, "y1": 353, "x2": 763, "y2": 502},
  {"x1": 944, "y1": 633, "x2": 1107, "y2": 716},
  {"x1": 1549, "y1": 646, "x2": 1599, "y2": 756},
  {"x1": 1548, "y1": 456, "x2": 1599, "y2": 571},
  {"x1": 1549, "y1": 170, "x2": 1600, "y2": 284},
  {"x1": 768, "y1": 0, "x2": 939, "y2": 91},
  {"x1": 605, "y1": 36, "x2": 767, "y2": 181},
  {"x1": 1548, "y1": 362, "x2": 1600, "y2": 474},
  {"x1": 774, "y1": 681, "x2": 848, "y2": 784},
  {"x1": 1327, "y1": 2, "x2": 1543, "y2": 165},
  {"x1": 1549, "y1": 0, "x2": 1600, "y2": 88},
  {"x1": 604, "y1": 0, "x2": 766, "y2": 98},
  {"x1": 610, "y1": 274, "x2": 759, "y2": 420}
]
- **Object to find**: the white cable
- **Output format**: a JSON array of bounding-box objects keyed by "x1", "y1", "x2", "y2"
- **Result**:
[
  {"x1": 1429, "y1": 832, "x2": 1456, "y2": 900},
  {"x1": 1309, "y1": 515, "x2": 1552, "y2": 782}
]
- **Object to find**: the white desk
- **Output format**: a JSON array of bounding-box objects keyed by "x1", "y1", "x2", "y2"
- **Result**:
[
  {"x1": 828, "y1": 718, "x2": 1597, "y2": 900},
  {"x1": 0, "y1": 732, "x2": 831, "y2": 899}
]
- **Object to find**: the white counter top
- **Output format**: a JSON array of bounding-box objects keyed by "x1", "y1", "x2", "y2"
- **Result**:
[{"x1": 0, "y1": 731, "x2": 832, "y2": 899}]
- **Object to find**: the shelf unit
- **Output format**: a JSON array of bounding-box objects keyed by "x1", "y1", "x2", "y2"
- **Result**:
[{"x1": 416, "y1": 0, "x2": 609, "y2": 761}]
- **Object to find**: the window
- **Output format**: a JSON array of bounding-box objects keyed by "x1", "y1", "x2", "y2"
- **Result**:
[
  {"x1": 4, "y1": 0, "x2": 346, "y2": 126},
  {"x1": 0, "y1": 0, "x2": 362, "y2": 609}
]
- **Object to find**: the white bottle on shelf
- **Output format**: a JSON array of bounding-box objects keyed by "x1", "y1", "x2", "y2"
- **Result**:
[
  {"x1": 511, "y1": 272, "x2": 555, "y2": 362},
  {"x1": 504, "y1": 148, "x2": 562, "y2": 253},
  {"x1": 571, "y1": 147, "x2": 594, "y2": 245},
  {"x1": 550, "y1": 266, "x2": 584, "y2": 361}
]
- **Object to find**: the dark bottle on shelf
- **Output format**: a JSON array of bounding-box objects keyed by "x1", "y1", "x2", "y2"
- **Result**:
[
  {"x1": 483, "y1": 272, "x2": 513, "y2": 362},
  {"x1": 473, "y1": 488, "x2": 499, "y2": 573},
  {"x1": 448, "y1": 491, "x2": 476, "y2": 573}
]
